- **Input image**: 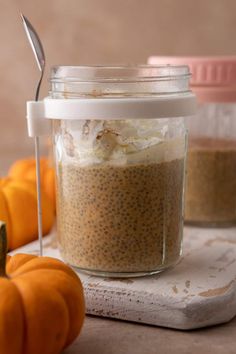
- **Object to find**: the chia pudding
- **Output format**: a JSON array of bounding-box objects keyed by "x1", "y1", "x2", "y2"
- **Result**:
[
  {"x1": 57, "y1": 157, "x2": 184, "y2": 273},
  {"x1": 185, "y1": 137, "x2": 236, "y2": 226},
  {"x1": 54, "y1": 119, "x2": 186, "y2": 275}
]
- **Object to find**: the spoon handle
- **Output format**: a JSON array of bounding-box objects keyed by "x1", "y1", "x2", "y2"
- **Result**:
[
  {"x1": 21, "y1": 14, "x2": 45, "y2": 256},
  {"x1": 35, "y1": 137, "x2": 43, "y2": 256}
]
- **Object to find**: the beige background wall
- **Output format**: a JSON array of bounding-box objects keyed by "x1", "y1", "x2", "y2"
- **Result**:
[{"x1": 1, "y1": 0, "x2": 236, "y2": 166}]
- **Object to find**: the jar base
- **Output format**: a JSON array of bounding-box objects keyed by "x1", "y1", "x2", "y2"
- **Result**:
[{"x1": 69, "y1": 259, "x2": 180, "y2": 278}]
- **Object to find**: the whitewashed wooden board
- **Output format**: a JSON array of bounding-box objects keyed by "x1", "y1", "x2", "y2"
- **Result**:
[{"x1": 11, "y1": 227, "x2": 236, "y2": 330}]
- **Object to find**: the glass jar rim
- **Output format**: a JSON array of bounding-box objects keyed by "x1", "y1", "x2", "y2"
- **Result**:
[{"x1": 50, "y1": 64, "x2": 191, "y2": 83}]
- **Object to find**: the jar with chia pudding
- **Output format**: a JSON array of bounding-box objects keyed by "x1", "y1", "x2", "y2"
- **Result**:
[
  {"x1": 27, "y1": 65, "x2": 195, "y2": 277},
  {"x1": 149, "y1": 56, "x2": 236, "y2": 227}
]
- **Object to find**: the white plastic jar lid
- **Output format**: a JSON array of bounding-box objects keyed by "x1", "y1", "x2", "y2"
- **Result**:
[
  {"x1": 26, "y1": 94, "x2": 196, "y2": 137},
  {"x1": 28, "y1": 94, "x2": 196, "y2": 119}
]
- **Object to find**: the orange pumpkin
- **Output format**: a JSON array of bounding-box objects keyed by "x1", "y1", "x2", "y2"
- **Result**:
[
  {"x1": 9, "y1": 157, "x2": 56, "y2": 211},
  {"x1": 0, "y1": 178, "x2": 54, "y2": 250},
  {"x1": 0, "y1": 222, "x2": 85, "y2": 354}
]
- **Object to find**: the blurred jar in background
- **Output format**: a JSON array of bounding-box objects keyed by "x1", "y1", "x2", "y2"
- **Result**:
[{"x1": 148, "y1": 56, "x2": 236, "y2": 227}]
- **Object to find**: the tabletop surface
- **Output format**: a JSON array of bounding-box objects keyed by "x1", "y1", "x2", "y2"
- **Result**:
[
  {"x1": 2, "y1": 153, "x2": 236, "y2": 354},
  {"x1": 65, "y1": 315, "x2": 236, "y2": 354}
]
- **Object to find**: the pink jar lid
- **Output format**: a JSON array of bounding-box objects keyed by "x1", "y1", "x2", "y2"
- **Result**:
[{"x1": 148, "y1": 56, "x2": 236, "y2": 103}]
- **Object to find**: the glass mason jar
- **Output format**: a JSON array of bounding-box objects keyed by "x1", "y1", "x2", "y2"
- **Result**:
[
  {"x1": 46, "y1": 65, "x2": 195, "y2": 277},
  {"x1": 148, "y1": 56, "x2": 236, "y2": 227}
]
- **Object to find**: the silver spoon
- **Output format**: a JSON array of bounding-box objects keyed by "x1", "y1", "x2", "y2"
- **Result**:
[{"x1": 21, "y1": 14, "x2": 45, "y2": 256}]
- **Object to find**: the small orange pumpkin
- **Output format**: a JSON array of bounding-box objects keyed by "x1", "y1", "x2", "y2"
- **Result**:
[
  {"x1": 0, "y1": 222, "x2": 85, "y2": 354},
  {"x1": 9, "y1": 157, "x2": 56, "y2": 211},
  {"x1": 0, "y1": 178, "x2": 54, "y2": 250}
]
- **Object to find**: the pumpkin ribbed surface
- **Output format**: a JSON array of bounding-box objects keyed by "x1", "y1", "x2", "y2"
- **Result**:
[
  {"x1": 0, "y1": 253, "x2": 85, "y2": 354},
  {"x1": 0, "y1": 178, "x2": 54, "y2": 250},
  {"x1": 9, "y1": 157, "x2": 56, "y2": 211}
]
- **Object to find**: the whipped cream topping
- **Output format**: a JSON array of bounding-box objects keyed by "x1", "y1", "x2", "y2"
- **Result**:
[{"x1": 54, "y1": 118, "x2": 186, "y2": 166}]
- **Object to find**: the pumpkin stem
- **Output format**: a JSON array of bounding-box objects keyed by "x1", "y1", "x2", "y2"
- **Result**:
[{"x1": 0, "y1": 222, "x2": 8, "y2": 277}]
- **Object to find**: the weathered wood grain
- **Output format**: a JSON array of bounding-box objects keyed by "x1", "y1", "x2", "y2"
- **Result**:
[{"x1": 11, "y1": 226, "x2": 236, "y2": 330}]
